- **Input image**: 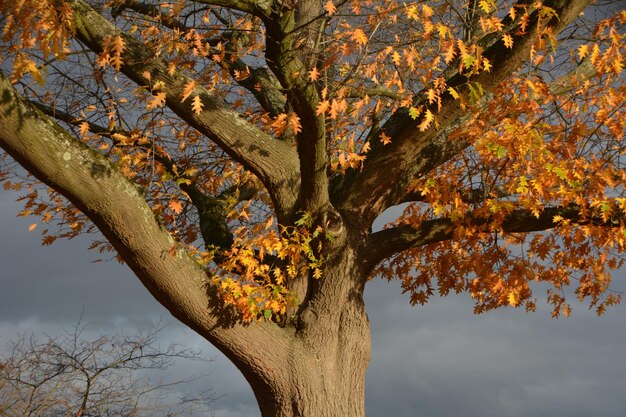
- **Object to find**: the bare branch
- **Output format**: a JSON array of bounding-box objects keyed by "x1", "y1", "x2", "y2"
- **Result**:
[{"x1": 0, "y1": 320, "x2": 216, "y2": 417}]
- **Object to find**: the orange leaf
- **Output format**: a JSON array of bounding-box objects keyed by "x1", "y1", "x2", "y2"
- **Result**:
[
  {"x1": 79, "y1": 121, "x2": 90, "y2": 138},
  {"x1": 316, "y1": 100, "x2": 330, "y2": 116},
  {"x1": 324, "y1": 0, "x2": 337, "y2": 15},
  {"x1": 169, "y1": 200, "x2": 183, "y2": 214},
  {"x1": 380, "y1": 132, "x2": 392, "y2": 145},
  {"x1": 146, "y1": 92, "x2": 166, "y2": 110},
  {"x1": 288, "y1": 113, "x2": 302, "y2": 134},
  {"x1": 181, "y1": 80, "x2": 196, "y2": 102},
  {"x1": 28, "y1": 223, "x2": 37, "y2": 232},
  {"x1": 418, "y1": 109, "x2": 435, "y2": 131},
  {"x1": 110, "y1": 36, "x2": 125, "y2": 71},
  {"x1": 308, "y1": 67, "x2": 320, "y2": 81},
  {"x1": 351, "y1": 29, "x2": 368, "y2": 46},
  {"x1": 270, "y1": 113, "x2": 288, "y2": 136}
]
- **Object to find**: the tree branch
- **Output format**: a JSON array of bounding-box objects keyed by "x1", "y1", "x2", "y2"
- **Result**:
[
  {"x1": 68, "y1": 0, "x2": 299, "y2": 220},
  {"x1": 189, "y1": 0, "x2": 274, "y2": 17},
  {"x1": 30, "y1": 100, "x2": 242, "y2": 250},
  {"x1": 264, "y1": 1, "x2": 331, "y2": 216},
  {"x1": 0, "y1": 71, "x2": 297, "y2": 399},
  {"x1": 364, "y1": 204, "x2": 614, "y2": 270},
  {"x1": 335, "y1": 0, "x2": 593, "y2": 226},
  {"x1": 114, "y1": 0, "x2": 286, "y2": 115}
]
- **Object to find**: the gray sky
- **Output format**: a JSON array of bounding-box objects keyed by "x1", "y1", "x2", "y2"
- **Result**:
[{"x1": 2, "y1": 189, "x2": 626, "y2": 417}]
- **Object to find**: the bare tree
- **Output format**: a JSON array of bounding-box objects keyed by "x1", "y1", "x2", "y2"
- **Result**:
[{"x1": 0, "y1": 320, "x2": 216, "y2": 417}]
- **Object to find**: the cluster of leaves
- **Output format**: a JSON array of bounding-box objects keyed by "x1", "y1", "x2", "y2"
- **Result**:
[
  {"x1": 0, "y1": 0, "x2": 74, "y2": 83},
  {"x1": 376, "y1": 7, "x2": 626, "y2": 317},
  {"x1": 202, "y1": 212, "x2": 329, "y2": 321}
]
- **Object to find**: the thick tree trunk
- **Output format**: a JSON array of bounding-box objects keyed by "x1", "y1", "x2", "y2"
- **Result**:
[
  {"x1": 243, "y1": 242, "x2": 372, "y2": 417},
  {"x1": 255, "y1": 313, "x2": 370, "y2": 416},
  {"x1": 255, "y1": 325, "x2": 370, "y2": 417}
]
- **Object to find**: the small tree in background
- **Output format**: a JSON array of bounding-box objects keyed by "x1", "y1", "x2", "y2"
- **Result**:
[
  {"x1": 0, "y1": 321, "x2": 215, "y2": 417},
  {"x1": 0, "y1": 0, "x2": 624, "y2": 415}
]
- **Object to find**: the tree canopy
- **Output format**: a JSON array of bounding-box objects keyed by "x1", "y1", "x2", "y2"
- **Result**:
[{"x1": 0, "y1": 0, "x2": 624, "y2": 415}]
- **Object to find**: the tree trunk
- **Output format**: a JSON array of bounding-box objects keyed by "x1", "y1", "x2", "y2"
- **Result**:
[{"x1": 244, "y1": 242, "x2": 372, "y2": 417}]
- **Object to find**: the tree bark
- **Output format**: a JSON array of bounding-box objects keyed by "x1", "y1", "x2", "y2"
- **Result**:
[{"x1": 251, "y1": 243, "x2": 371, "y2": 417}]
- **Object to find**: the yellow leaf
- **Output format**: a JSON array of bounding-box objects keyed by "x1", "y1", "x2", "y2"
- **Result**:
[
  {"x1": 406, "y1": 4, "x2": 419, "y2": 21},
  {"x1": 392, "y1": 51, "x2": 402, "y2": 66},
  {"x1": 482, "y1": 58, "x2": 492, "y2": 72},
  {"x1": 503, "y1": 34, "x2": 513, "y2": 49},
  {"x1": 437, "y1": 24, "x2": 449, "y2": 39},
  {"x1": 421, "y1": 4, "x2": 433, "y2": 18},
  {"x1": 351, "y1": 28, "x2": 368, "y2": 46},
  {"x1": 479, "y1": 0, "x2": 494, "y2": 13},
  {"x1": 577, "y1": 44, "x2": 589, "y2": 60},
  {"x1": 29, "y1": 64, "x2": 45, "y2": 86},
  {"x1": 191, "y1": 95, "x2": 204, "y2": 115}
]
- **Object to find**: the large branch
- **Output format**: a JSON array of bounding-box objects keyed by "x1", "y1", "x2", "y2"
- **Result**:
[
  {"x1": 363, "y1": 204, "x2": 614, "y2": 270},
  {"x1": 0, "y1": 72, "x2": 299, "y2": 398},
  {"x1": 335, "y1": 0, "x2": 592, "y2": 225},
  {"x1": 68, "y1": 0, "x2": 299, "y2": 219},
  {"x1": 264, "y1": 1, "x2": 330, "y2": 215},
  {"x1": 189, "y1": 0, "x2": 274, "y2": 16}
]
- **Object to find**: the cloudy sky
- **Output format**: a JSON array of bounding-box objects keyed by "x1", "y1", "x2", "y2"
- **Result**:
[{"x1": 2, "y1": 187, "x2": 626, "y2": 417}]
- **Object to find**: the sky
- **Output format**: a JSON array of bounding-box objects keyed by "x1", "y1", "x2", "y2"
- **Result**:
[{"x1": 2, "y1": 188, "x2": 626, "y2": 417}]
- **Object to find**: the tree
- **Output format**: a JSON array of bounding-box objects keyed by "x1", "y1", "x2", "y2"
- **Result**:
[
  {"x1": 0, "y1": 320, "x2": 215, "y2": 417},
  {"x1": 0, "y1": 0, "x2": 624, "y2": 415}
]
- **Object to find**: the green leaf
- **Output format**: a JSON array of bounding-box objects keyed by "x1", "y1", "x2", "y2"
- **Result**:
[{"x1": 467, "y1": 82, "x2": 483, "y2": 104}]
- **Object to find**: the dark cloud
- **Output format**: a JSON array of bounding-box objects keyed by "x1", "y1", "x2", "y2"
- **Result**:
[
  {"x1": 0, "y1": 193, "x2": 163, "y2": 321},
  {"x1": 365, "y1": 279, "x2": 626, "y2": 417},
  {"x1": 2, "y1": 190, "x2": 626, "y2": 417}
]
